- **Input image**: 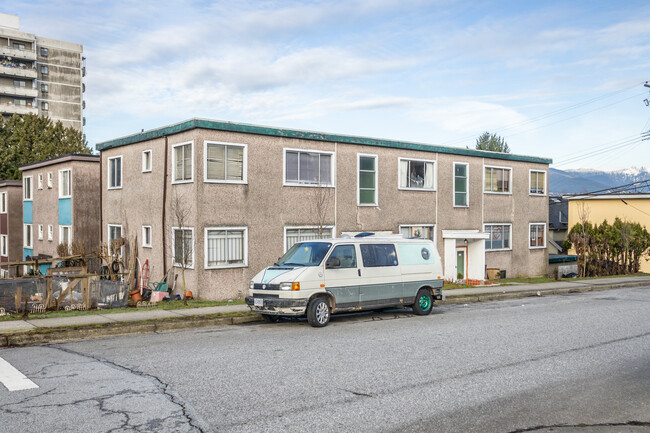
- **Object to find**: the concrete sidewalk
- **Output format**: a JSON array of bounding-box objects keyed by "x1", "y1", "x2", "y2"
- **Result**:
[{"x1": 1, "y1": 275, "x2": 649, "y2": 346}]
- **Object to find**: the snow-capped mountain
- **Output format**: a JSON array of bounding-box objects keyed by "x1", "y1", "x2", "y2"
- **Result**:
[{"x1": 549, "y1": 167, "x2": 650, "y2": 195}]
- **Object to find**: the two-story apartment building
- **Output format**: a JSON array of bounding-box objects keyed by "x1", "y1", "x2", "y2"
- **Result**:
[
  {"x1": 98, "y1": 119, "x2": 551, "y2": 300},
  {"x1": 0, "y1": 179, "x2": 22, "y2": 276},
  {"x1": 19, "y1": 154, "x2": 100, "y2": 273}
]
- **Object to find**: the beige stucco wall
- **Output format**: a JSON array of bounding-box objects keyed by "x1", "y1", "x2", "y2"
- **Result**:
[{"x1": 102, "y1": 128, "x2": 550, "y2": 299}]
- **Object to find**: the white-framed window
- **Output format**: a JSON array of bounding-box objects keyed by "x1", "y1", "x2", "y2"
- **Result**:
[
  {"x1": 47, "y1": 224, "x2": 53, "y2": 241},
  {"x1": 284, "y1": 226, "x2": 334, "y2": 252},
  {"x1": 142, "y1": 150, "x2": 152, "y2": 173},
  {"x1": 108, "y1": 224, "x2": 123, "y2": 257},
  {"x1": 23, "y1": 176, "x2": 32, "y2": 201},
  {"x1": 484, "y1": 166, "x2": 512, "y2": 194},
  {"x1": 484, "y1": 223, "x2": 512, "y2": 251},
  {"x1": 205, "y1": 227, "x2": 248, "y2": 268},
  {"x1": 399, "y1": 224, "x2": 436, "y2": 244},
  {"x1": 41, "y1": 101, "x2": 49, "y2": 111},
  {"x1": 38, "y1": 224, "x2": 43, "y2": 240},
  {"x1": 47, "y1": 172, "x2": 53, "y2": 188},
  {"x1": 108, "y1": 156, "x2": 122, "y2": 189},
  {"x1": 142, "y1": 225, "x2": 152, "y2": 248},
  {"x1": 205, "y1": 141, "x2": 247, "y2": 183},
  {"x1": 38, "y1": 173, "x2": 43, "y2": 190},
  {"x1": 284, "y1": 148, "x2": 334, "y2": 186},
  {"x1": 172, "y1": 141, "x2": 193, "y2": 183},
  {"x1": 0, "y1": 234, "x2": 7, "y2": 257},
  {"x1": 453, "y1": 162, "x2": 469, "y2": 207},
  {"x1": 398, "y1": 158, "x2": 435, "y2": 190},
  {"x1": 172, "y1": 227, "x2": 194, "y2": 268},
  {"x1": 59, "y1": 225, "x2": 72, "y2": 245},
  {"x1": 59, "y1": 169, "x2": 71, "y2": 198},
  {"x1": 358, "y1": 154, "x2": 378, "y2": 206},
  {"x1": 24, "y1": 224, "x2": 33, "y2": 248},
  {"x1": 0, "y1": 192, "x2": 6, "y2": 213},
  {"x1": 529, "y1": 170, "x2": 546, "y2": 195},
  {"x1": 529, "y1": 223, "x2": 546, "y2": 249}
]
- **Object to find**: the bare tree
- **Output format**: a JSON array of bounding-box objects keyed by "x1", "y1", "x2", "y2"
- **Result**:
[
  {"x1": 170, "y1": 191, "x2": 193, "y2": 304},
  {"x1": 312, "y1": 182, "x2": 333, "y2": 237}
]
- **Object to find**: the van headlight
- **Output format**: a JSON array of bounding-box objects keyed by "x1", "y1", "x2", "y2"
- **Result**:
[
  {"x1": 249, "y1": 281, "x2": 255, "y2": 290},
  {"x1": 280, "y1": 282, "x2": 300, "y2": 291}
]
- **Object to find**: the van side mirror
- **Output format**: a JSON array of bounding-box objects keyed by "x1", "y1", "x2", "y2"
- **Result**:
[{"x1": 326, "y1": 257, "x2": 340, "y2": 268}]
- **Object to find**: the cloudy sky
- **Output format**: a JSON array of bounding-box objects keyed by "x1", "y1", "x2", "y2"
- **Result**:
[{"x1": 5, "y1": 0, "x2": 650, "y2": 170}]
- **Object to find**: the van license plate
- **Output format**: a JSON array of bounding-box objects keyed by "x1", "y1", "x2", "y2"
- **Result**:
[{"x1": 254, "y1": 298, "x2": 263, "y2": 307}]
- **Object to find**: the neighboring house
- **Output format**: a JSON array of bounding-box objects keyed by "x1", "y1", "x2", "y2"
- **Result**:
[
  {"x1": 548, "y1": 195, "x2": 569, "y2": 254},
  {"x1": 97, "y1": 118, "x2": 551, "y2": 300},
  {"x1": 0, "y1": 12, "x2": 85, "y2": 132},
  {"x1": 567, "y1": 193, "x2": 650, "y2": 273},
  {"x1": 0, "y1": 180, "x2": 22, "y2": 276},
  {"x1": 19, "y1": 154, "x2": 100, "y2": 273}
]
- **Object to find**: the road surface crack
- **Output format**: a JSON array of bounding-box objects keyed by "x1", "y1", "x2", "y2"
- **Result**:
[{"x1": 508, "y1": 420, "x2": 650, "y2": 432}]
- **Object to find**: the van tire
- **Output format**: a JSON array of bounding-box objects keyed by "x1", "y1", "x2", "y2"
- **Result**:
[
  {"x1": 307, "y1": 297, "x2": 331, "y2": 327},
  {"x1": 412, "y1": 289, "x2": 433, "y2": 316}
]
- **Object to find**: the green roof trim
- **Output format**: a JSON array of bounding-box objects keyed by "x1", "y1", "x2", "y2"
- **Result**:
[{"x1": 96, "y1": 118, "x2": 552, "y2": 164}]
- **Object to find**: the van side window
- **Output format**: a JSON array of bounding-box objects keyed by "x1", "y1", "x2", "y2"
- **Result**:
[
  {"x1": 327, "y1": 245, "x2": 357, "y2": 268},
  {"x1": 360, "y1": 244, "x2": 398, "y2": 267}
]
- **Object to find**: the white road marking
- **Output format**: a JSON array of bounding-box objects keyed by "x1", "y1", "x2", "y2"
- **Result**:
[{"x1": 0, "y1": 356, "x2": 39, "y2": 391}]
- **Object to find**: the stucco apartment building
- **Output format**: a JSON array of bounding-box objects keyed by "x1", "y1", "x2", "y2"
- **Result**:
[
  {"x1": 0, "y1": 13, "x2": 85, "y2": 131},
  {"x1": 0, "y1": 180, "x2": 22, "y2": 276},
  {"x1": 19, "y1": 154, "x2": 100, "y2": 273},
  {"x1": 98, "y1": 119, "x2": 551, "y2": 300}
]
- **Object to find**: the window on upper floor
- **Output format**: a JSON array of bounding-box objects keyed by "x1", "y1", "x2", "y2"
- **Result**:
[
  {"x1": 13, "y1": 43, "x2": 25, "y2": 50},
  {"x1": 40, "y1": 47, "x2": 48, "y2": 57},
  {"x1": 37, "y1": 173, "x2": 43, "y2": 190},
  {"x1": 398, "y1": 158, "x2": 435, "y2": 190},
  {"x1": 41, "y1": 101, "x2": 49, "y2": 111},
  {"x1": 285, "y1": 226, "x2": 334, "y2": 252},
  {"x1": 23, "y1": 176, "x2": 32, "y2": 201},
  {"x1": 41, "y1": 83, "x2": 48, "y2": 93},
  {"x1": 0, "y1": 234, "x2": 7, "y2": 257},
  {"x1": 59, "y1": 169, "x2": 71, "y2": 198},
  {"x1": 484, "y1": 223, "x2": 512, "y2": 251},
  {"x1": 172, "y1": 142, "x2": 193, "y2": 183},
  {"x1": 284, "y1": 149, "x2": 333, "y2": 186},
  {"x1": 530, "y1": 223, "x2": 546, "y2": 249},
  {"x1": 38, "y1": 224, "x2": 43, "y2": 241},
  {"x1": 205, "y1": 227, "x2": 248, "y2": 268},
  {"x1": 484, "y1": 166, "x2": 511, "y2": 194},
  {"x1": 530, "y1": 170, "x2": 546, "y2": 195},
  {"x1": 358, "y1": 154, "x2": 377, "y2": 206},
  {"x1": 13, "y1": 80, "x2": 26, "y2": 88},
  {"x1": 142, "y1": 150, "x2": 152, "y2": 173},
  {"x1": 206, "y1": 142, "x2": 247, "y2": 183},
  {"x1": 41, "y1": 65, "x2": 48, "y2": 75},
  {"x1": 47, "y1": 172, "x2": 53, "y2": 188},
  {"x1": 108, "y1": 156, "x2": 122, "y2": 189},
  {"x1": 454, "y1": 163, "x2": 469, "y2": 207},
  {"x1": 47, "y1": 224, "x2": 53, "y2": 241},
  {"x1": 0, "y1": 192, "x2": 6, "y2": 214}
]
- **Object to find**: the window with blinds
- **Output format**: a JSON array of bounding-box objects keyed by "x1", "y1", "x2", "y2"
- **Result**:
[
  {"x1": 285, "y1": 227, "x2": 333, "y2": 251},
  {"x1": 284, "y1": 149, "x2": 333, "y2": 186},
  {"x1": 173, "y1": 142, "x2": 193, "y2": 182},
  {"x1": 206, "y1": 142, "x2": 245, "y2": 182},
  {"x1": 206, "y1": 228, "x2": 247, "y2": 268}
]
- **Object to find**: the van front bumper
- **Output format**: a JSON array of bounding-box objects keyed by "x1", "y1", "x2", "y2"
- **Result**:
[{"x1": 245, "y1": 296, "x2": 308, "y2": 316}]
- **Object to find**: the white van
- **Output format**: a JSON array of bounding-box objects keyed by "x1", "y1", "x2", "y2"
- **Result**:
[{"x1": 245, "y1": 235, "x2": 444, "y2": 327}]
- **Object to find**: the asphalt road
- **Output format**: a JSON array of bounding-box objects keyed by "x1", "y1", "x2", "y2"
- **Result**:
[{"x1": 1, "y1": 287, "x2": 649, "y2": 433}]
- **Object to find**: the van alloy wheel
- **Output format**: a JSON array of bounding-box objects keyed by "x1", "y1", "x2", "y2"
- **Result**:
[{"x1": 307, "y1": 298, "x2": 331, "y2": 327}]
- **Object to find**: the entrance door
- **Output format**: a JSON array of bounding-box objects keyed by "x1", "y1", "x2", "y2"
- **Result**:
[{"x1": 456, "y1": 248, "x2": 466, "y2": 280}]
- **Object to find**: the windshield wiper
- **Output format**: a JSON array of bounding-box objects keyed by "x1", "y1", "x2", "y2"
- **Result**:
[{"x1": 280, "y1": 262, "x2": 306, "y2": 267}]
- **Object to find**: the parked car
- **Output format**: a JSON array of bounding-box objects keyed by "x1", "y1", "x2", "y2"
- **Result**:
[{"x1": 245, "y1": 235, "x2": 444, "y2": 327}]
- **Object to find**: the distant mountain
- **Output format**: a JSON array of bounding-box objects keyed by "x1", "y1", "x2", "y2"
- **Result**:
[{"x1": 549, "y1": 167, "x2": 650, "y2": 195}]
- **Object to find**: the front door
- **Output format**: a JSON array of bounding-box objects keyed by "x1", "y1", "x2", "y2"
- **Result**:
[{"x1": 456, "y1": 248, "x2": 466, "y2": 280}]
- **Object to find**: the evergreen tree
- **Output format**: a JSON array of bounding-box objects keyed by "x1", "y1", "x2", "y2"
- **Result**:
[
  {"x1": 476, "y1": 132, "x2": 510, "y2": 153},
  {"x1": 0, "y1": 114, "x2": 90, "y2": 180}
]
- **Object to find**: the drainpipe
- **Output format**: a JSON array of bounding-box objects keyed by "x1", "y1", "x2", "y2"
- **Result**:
[
  {"x1": 162, "y1": 136, "x2": 168, "y2": 276},
  {"x1": 99, "y1": 152, "x2": 103, "y2": 246}
]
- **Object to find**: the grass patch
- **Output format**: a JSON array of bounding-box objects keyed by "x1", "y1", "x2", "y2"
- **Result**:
[{"x1": 0, "y1": 299, "x2": 246, "y2": 322}]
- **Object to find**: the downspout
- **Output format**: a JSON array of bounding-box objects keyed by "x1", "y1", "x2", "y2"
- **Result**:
[
  {"x1": 334, "y1": 141, "x2": 338, "y2": 235},
  {"x1": 99, "y1": 151, "x2": 103, "y2": 247},
  {"x1": 162, "y1": 136, "x2": 169, "y2": 276}
]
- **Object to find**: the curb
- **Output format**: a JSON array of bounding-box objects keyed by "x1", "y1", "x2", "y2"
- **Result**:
[
  {"x1": 0, "y1": 281, "x2": 647, "y2": 347},
  {"x1": 0, "y1": 313, "x2": 263, "y2": 347}
]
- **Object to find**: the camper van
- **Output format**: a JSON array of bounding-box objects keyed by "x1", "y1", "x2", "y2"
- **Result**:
[{"x1": 245, "y1": 235, "x2": 444, "y2": 327}]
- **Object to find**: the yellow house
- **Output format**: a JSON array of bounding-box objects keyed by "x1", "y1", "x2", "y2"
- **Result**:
[{"x1": 567, "y1": 194, "x2": 650, "y2": 273}]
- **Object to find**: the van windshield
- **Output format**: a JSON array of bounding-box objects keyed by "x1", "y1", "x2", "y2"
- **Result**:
[{"x1": 277, "y1": 242, "x2": 332, "y2": 267}]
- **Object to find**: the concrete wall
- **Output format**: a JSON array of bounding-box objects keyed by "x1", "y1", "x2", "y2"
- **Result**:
[{"x1": 102, "y1": 126, "x2": 550, "y2": 300}]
